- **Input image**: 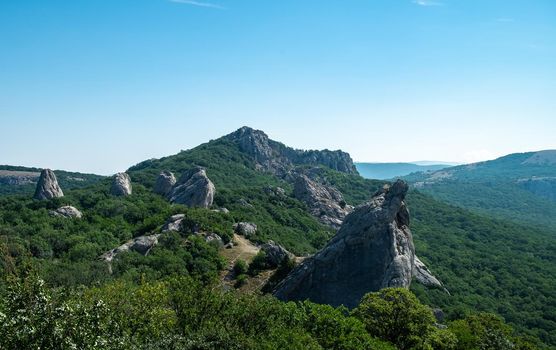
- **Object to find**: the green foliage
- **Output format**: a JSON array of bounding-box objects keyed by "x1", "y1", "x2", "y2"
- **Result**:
[
  {"x1": 353, "y1": 288, "x2": 439, "y2": 350},
  {"x1": 449, "y1": 312, "x2": 533, "y2": 350},
  {"x1": 247, "y1": 251, "x2": 269, "y2": 276},
  {"x1": 233, "y1": 259, "x2": 248, "y2": 276}
]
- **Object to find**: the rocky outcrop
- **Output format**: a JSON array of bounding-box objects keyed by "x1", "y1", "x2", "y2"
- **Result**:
[
  {"x1": 101, "y1": 234, "x2": 161, "y2": 263},
  {"x1": 167, "y1": 167, "x2": 215, "y2": 208},
  {"x1": 110, "y1": 172, "x2": 132, "y2": 196},
  {"x1": 49, "y1": 206, "x2": 83, "y2": 219},
  {"x1": 154, "y1": 171, "x2": 176, "y2": 196},
  {"x1": 0, "y1": 170, "x2": 39, "y2": 186},
  {"x1": 274, "y1": 180, "x2": 440, "y2": 308},
  {"x1": 293, "y1": 173, "x2": 352, "y2": 229},
  {"x1": 33, "y1": 169, "x2": 64, "y2": 200},
  {"x1": 260, "y1": 241, "x2": 294, "y2": 267},
  {"x1": 162, "y1": 214, "x2": 185, "y2": 232},
  {"x1": 413, "y1": 256, "x2": 444, "y2": 289},
  {"x1": 225, "y1": 127, "x2": 358, "y2": 175},
  {"x1": 233, "y1": 222, "x2": 258, "y2": 237}
]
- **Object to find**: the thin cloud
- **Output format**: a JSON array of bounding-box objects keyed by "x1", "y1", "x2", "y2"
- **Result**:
[
  {"x1": 169, "y1": 0, "x2": 225, "y2": 10},
  {"x1": 412, "y1": 0, "x2": 443, "y2": 6}
]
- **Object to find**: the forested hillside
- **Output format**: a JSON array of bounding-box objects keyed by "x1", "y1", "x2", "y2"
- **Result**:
[
  {"x1": 1, "y1": 129, "x2": 554, "y2": 348},
  {"x1": 402, "y1": 151, "x2": 556, "y2": 233}
]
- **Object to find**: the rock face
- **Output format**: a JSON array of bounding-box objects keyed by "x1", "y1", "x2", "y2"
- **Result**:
[
  {"x1": 293, "y1": 173, "x2": 352, "y2": 229},
  {"x1": 167, "y1": 167, "x2": 215, "y2": 208},
  {"x1": 111, "y1": 172, "x2": 132, "y2": 196},
  {"x1": 274, "y1": 180, "x2": 438, "y2": 308},
  {"x1": 50, "y1": 206, "x2": 83, "y2": 219},
  {"x1": 233, "y1": 222, "x2": 258, "y2": 237},
  {"x1": 260, "y1": 241, "x2": 294, "y2": 267},
  {"x1": 154, "y1": 171, "x2": 176, "y2": 196},
  {"x1": 33, "y1": 169, "x2": 64, "y2": 200},
  {"x1": 225, "y1": 127, "x2": 358, "y2": 175}
]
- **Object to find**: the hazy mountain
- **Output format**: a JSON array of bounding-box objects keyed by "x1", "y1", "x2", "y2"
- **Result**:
[{"x1": 355, "y1": 162, "x2": 454, "y2": 180}]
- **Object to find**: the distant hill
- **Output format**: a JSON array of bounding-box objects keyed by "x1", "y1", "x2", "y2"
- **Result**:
[
  {"x1": 0, "y1": 165, "x2": 105, "y2": 196},
  {"x1": 402, "y1": 150, "x2": 556, "y2": 233},
  {"x1": 355, "y1": 162, "x2": 454, "y2": 180}
]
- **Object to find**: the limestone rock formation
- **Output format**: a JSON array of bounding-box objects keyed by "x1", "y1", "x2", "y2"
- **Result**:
[
  {"x1": 154, "y1": 171, "x2": 176, "y2": 196},
  {"x1": 260, "y1": 241, "x2": 294, "y2": 267},
  {"x1": 111, "y1": 172, "x2": 132, "y2": 196},
  {"x1": 293, "y1": 173, "x2": 352, "y2": 229},
  {"x1": 274, "y1": 180, "x2": 436, "y2": 308},
  {"x1": 101, "y1": 234, "x2": 161, "y2": 263},
  {"x1": 167, "y1": 167, "x2": 215, "y2": 208},
  {"x1": 33, "y1": 169, "x2": 64, "y2": 200},
  {"x1": 225, "y1": 127, "x2": 358, "y2": 175},
  {"x1": 50, "y1": 206, "x2": 83, "y2": 219},
  {"x1": 162, "y1": 214, "x2": 185, "y2": 232},
  {"x1": 233, "y1": 222, "x2": 258, "y2": 237}
]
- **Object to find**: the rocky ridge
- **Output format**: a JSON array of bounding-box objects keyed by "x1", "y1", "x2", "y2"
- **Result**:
[{"x1": 225, "y1": 127, "x2": 357, "y2": 176}]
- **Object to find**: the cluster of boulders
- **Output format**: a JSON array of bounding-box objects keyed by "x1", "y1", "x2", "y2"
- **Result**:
[{"x1": 49, "y1": 205, "x2": 83, "y2": 219}]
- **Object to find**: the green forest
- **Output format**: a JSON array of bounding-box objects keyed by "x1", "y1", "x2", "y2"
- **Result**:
[{"x1": 1, "y1": 137, "x2": 554, "y2": 349}]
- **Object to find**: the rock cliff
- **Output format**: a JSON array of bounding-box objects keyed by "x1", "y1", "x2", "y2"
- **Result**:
[
  {"x1": 33, "y1": 169, "x2": 64, "y2": 200},
  {"x1": 274, "y1": 180, "x2": 441, "y2": 307}
]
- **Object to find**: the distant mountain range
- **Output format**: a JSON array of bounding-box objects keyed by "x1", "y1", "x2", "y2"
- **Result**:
[{"x1": 355, "y1": 162, "x2": 455, "y2": 180}]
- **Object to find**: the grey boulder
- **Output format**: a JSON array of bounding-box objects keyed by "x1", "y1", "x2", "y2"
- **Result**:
[
  {"x1": 50, "y1": 206, "x2": 83, "y2": 219},
  {"x1": 233, "y1": 222, "x2": 257, "y2": 237},
  {"x1": 260, "y1": 241, "x2": 294, "y2": 267}
]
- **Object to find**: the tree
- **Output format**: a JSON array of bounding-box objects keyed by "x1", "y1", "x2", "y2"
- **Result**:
[{"x1": 352, "y1": 288, "x2": 441, "y2": 350}]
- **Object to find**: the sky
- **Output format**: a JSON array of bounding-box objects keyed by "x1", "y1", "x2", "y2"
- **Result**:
[{"x1": 1, "y1": 0, "x2": 555, "y2": 175}]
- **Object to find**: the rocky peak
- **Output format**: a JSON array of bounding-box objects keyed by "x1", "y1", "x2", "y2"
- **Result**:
[
  {"x1": 110, "y1": 172, "x2": 132, "y2": 196},
  {"x1": 154, "y1": 171, "x2": 176, "y2": 196},
  {"x1": 274, "y1": 180, "x2": 441, "y2": 308},
  {"x1": 167, "y1": 167, "x2": 215, "y2": 208},
  {"x1": 224, "y1": 127, "x2": 358, "y2": 175},
  {"x1": 33, "y1": 169, "x2": 64, "y2": 200}
]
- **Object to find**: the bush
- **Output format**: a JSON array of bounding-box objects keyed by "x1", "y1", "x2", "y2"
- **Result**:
[{"x1": 233, "y1": 260, "x2": 248, "y2": 276}]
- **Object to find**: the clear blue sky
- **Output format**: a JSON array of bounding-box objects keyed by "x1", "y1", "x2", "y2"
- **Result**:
[{"x1": 1, "y1": 0, "x2": 555, "y2": 174}]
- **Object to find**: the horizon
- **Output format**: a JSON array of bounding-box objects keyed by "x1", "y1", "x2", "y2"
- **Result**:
[{"x1": 1, "y1": 0, "x2": 555, "y2": 174}]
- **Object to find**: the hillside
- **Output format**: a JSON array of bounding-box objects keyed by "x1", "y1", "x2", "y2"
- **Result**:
[
  {"x1": 0, "y1": 165, "x2": 105, "y2": 196},
  {"x1": 355, "y1": 162, "x2": 453, "y2": 180},
  {"x1": 402, "y1": 151, "x2": 556, "y2": 233},
  {"x1": 0, "y1": 128, "x2": 554, "y2": 348}
]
